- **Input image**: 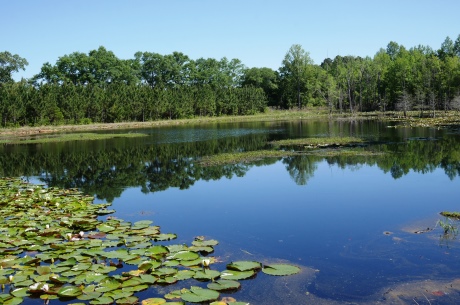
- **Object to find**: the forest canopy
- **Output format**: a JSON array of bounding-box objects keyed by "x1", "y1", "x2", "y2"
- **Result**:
[{"x1": 1, "y1": 34, "x2": 460, "y2": 127}]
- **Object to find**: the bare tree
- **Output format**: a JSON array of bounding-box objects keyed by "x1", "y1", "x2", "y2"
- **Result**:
[
  {"x1": 450, "y1": 94, "x2": 460, "y2": 112},
  {"x1": 428, "y1": 92, "x2": 437, "y2": 117},
  {"x1": 395, "y1": 90, "x2": 413, "y2": 117}
]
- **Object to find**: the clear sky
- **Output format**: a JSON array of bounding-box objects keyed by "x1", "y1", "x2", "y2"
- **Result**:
[{"x1": 3, "y1": 0, "x2": 460, "y2": 80}]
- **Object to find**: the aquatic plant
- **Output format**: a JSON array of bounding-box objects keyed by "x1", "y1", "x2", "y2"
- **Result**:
[
  {"x1": 437, "y1": 217, "x2": 458, "y2": 235},
  {"x1": 0, "y1": 177, "x2": 300, "y2": 304}
]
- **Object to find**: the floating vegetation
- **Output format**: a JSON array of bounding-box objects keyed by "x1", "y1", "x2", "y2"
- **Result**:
[
  {"x1": 198, "y1": 137, "x2": 385, "y2": 167},
  {"x1": 440, "y1": 211, "x2": 460, "y2": 219},
  {"x1": 305, "y1": 148, "x2": 386, "y2": 157},
  {"x1": 0, "y1": 177, "x2": 300, "y2": 304},
  {"x1": 0, "y1": 132, "x2": 147, "y2": 145},
  {"x1": 198, "y1": 150, "x2": 299, "y2": 166},
  {"x1": 270, "y1": 137, "x2": 366, "y2": 148}
]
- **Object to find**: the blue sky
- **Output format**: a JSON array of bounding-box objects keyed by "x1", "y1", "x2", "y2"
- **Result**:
[{"x1": 3, "y1": 0, "x2": 459, "y2": 80}]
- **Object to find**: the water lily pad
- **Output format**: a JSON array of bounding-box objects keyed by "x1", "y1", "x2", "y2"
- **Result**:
[
  {"x1": 3, "y1": 297, "x2": 24, "y2": 305},
  {"x1": 207, "y1": 279, "x2": 241, "y2": 291},
  {"x1": 220, "y1": 269, "x2": 255, "y2": 280},
  {"x1": 261, "y1": 264, "x2": 300, "y2": 276},
  {"x1": 96, "y1": 224, "x2": 116, "y2": 233},
  {"x1": 95, "y1": 277, "x2": 121, "y2": 292},
  {"x1": 132, "y1": 220, "x2": 153, "y2": 230},
  {"x1": 181, "y1": 286, "x2": 220, "y2": 303},
  {"x1": 168, "y1": 251, "x2": 200, "y2": 261},
  {"x1": 180, "y1": 258, "x2": 203, "y2": 267},
  {"x1": 140, "y1": 274, "x2": 157, "y2": 284},
  {"x1": 227, "y1": 261, "x2": 261, "y2": 272},
  {"x1": 153, "y1": 233, "x2": 177, "y2": 241},
  {"x1": 116, "y1": 296, "x2": 139, "y2": 305},
  {"x1": 57, "y1": 285, "x2": 83, "y2": 297},
  {"x1": 89, "y1": 296, "x2": 114, "y2": 304},
  {"x1": 174, "y1": 270, "x2": 195, "y2": 280},
  {"x1": 37, "y1": 266, "x2": 51, "y2": 275},
  {"x1": 192, "y1": 239, "x2": 219, "y2": 247},
  {"x1": 77, "y1": 291, "x2": 102, "y2": 300},
  {"x1": 122, "y1": 284, "x2": 148, "y2": 292},
  {"x1": 193, "y1": 269, "x2": 221, "y2": 281},
  {"x1": 141, "y1": 298, "x2": 166, "y2": 305},
  {"x1": 11, "y1": 287, "x2": 30, "y2": 297}
]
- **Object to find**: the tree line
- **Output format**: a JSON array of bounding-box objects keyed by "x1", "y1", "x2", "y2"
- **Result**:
[{"x1": 1, "y1": 34, "x2": 460, "y2": 126}]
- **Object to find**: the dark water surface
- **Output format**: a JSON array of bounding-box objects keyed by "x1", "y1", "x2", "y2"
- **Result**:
[{"x1": 1, "y1": 119, "x2": 460, "y2": 304}]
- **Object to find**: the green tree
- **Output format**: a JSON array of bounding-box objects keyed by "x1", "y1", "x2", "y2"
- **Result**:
[
  {"x1": 0, "y1": 51, "x2": 28, "y2": 84},
  {"x1": 242, "y1": 67, "x2": 279, "y2": 107},
  {"x1": 279, "y1": 44, "x2": 314, "y2": 109}
]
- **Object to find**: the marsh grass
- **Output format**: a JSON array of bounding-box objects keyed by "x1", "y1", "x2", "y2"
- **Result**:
[{"x1": 0, "y1": 132, "x2": 147, "y2": 144}]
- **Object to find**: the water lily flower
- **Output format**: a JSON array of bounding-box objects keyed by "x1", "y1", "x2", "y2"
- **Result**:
[
  {"x1": 45, "y1": 224, "x2": 50, "y2": 229},
  {"x1": 8, "y1": 275, "x2": 13, "y2": 283},
  {"x1": 202, "y1": 259, "x2": 211, "y2": 267}
]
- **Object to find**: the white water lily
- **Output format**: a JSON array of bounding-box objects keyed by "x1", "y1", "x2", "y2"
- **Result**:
[
  {"x1": 66, "y1": 233, "x2": 72, "y2": 240},
  {"x1": 202, "y1": 259, "x2": 211, "y2": 267},
  {"x1": 45, "y1": 224, "x2": 50, "y2": 229},
  {"x1": 8, "y1": 275, "x2": 13, "y2": 283}
]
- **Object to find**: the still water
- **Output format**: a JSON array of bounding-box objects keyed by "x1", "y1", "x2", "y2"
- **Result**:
[{"x1": 1, "y1": 119, "x2": 460, "y2": 304}]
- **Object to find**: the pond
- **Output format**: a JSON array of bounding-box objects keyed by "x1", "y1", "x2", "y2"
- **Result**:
[{"x1": 1, "y1": 119, "x2": 460, "y2": 304}]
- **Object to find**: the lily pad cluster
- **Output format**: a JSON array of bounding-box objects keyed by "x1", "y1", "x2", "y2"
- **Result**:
[{"x1": 0, "y1": 177, "x2": 300, "y2": 304}]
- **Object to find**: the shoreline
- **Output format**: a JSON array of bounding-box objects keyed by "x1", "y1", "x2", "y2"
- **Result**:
[{"x1": 1, "y1": 109, "x2": 458, "y2": 137}]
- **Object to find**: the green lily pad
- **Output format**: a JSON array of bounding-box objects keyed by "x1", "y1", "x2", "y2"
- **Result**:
[
  {"x1": 3, "y1": 297, "x2": 24, "y2": 305},
  {"x1": 11, "y1": 287, "x2": 30, "y2": 297},
  {"x1": 141, "y1": 298, "x2": 167, "y2": 305},
  {"x1": 95, "y1": 277, "x2": 121, "y2": 292},
  {"x1": 168, "y1": 251, "x2": 200, "y2": 261},
  {"x1": 191, "y1": 239, "x2": 219, "y2": 247},
  {"x1": 105, "y1": 290, "x2": 134, "y2": 300},
  {"x1": 174, "y1": 270, "x2": 195, "y2": 280},
  {"x1": 153, "y1": 233, "x2": 177, "y2": 241},
  {"x1": 207, "y1": 279, "x2": 241, "y2": 291},
  {"x1": 89, "y1": 296, "x2": 114, "y2": 304},
  {"x1": 261, "y1": 264, "x2": 301, "y2": 276},
  {"x1": 180, "y1": 258, "x2": 203, "y2": 267},
  {"x1": 227, "y1": 261, "x2": 261, "y2": 272},
  {"x1": 57, "y1": 285, "x2": 83, "y2": 297},
  {"x1": 122, "y1": 284, "x2": 148, "y2": 292},
  {"x1": 116, "y1": 296, "x2": 139, "y2": 304},
  {"x1": 96, "y1": 224, "x2": 116, "y2": 233},
  {"x1": 140, "y1": 274, "x2": 157, "y2": 284},
  {"x1": 77, "y1": 291, "x2": 102, "y2": 300},
  {"x1": 193, "y1": 269, "x2": 221, "y2": 281},
  {"x1": 132, "y1": 220, "x2": 153, "y2": 230},
  {"x1": 220, "y1": 269, "x2": 255, "y2": 280},
  {"x1": 37, "y1": 266, "x2": 51, "y2": 275},
  {"x1": 180, "y1": 286, "x2": 220, "y2": 303}
]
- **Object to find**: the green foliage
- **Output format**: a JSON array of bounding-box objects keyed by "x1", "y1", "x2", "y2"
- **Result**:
[{"x1": 0, "y1": 51, "x2": 28, "y2": 84}]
